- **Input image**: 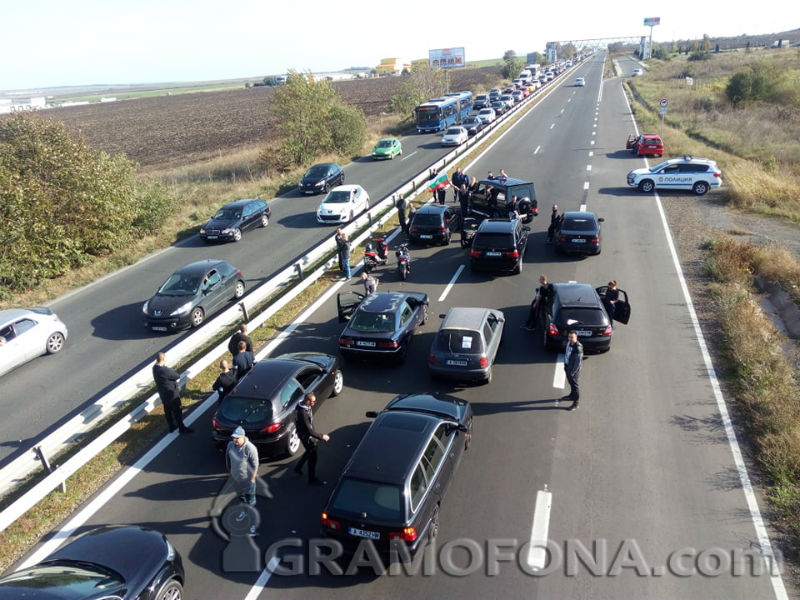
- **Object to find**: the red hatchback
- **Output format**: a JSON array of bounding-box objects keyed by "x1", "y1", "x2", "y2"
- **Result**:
[{"x1": 627, "y1": 134, "x2": 664, "y2": 157}]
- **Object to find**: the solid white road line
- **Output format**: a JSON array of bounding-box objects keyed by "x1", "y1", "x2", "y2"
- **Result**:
[
  {"x1": 579, "y1": 204, "x2": 587, "y2": 212},
  {"x1": 621, "y1": 81, "x2": 789, "y2": 600},
  {"x1": 552, "y1": 355, "x2": 566, "y2": 388},
  {"x1": 243, "y1": 556, "x2": 280, "y2": 600},
  {"x1": 550, "y1": 123, "x2": 555, "y2": 129},
  {"x1": 401, "y1": 151, "x2": 418, "y2": 161},
  {"x1": 527, "y1": 488, "x2": 553, "y2": 570},
  {"x1": 438, "y1": 265, "x2": 465, "y2": 302},
  {"x1": 534, "y1": 145, "x2": 541, "y2": 154}
]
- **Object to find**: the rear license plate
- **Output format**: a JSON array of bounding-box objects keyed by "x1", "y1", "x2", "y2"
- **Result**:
[
  {"x1": 206, "y1": 235, "x2": 218, "y2": 240},
  {"x1": 485, "y1": 251, "x2": 502, "y2": 257},
  {"x1": 152, "y1": 326, "x2": 168, "y2": 332},
  {"x1": 420, "y1": 234, "x2": 433, "y2": 239},
  {"x1": 348, "y1": 527, "x2": 380, "y2": 540},
  {"x1": 356, "y1": 340, "x2": 376, "y2": 347},
  {"x1": 576, "y1": 330, "x2": 592, "y2": 337},
  {"x1": 571, "y1": 238, "x2": 586, "y2": 243},
  {"x1": 446, "y1": 359, "x2": 468, "y2": 366}
]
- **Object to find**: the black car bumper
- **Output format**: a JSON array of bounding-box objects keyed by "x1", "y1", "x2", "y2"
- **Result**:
[
  {"x1": 144, "y1": 315, "x2": 193, "y2": 332},
  {"x1": 546, "y1": 333, "x2": 611, "y2": 353},
  {"x1": 409, "y1": 230, "x2": 449, "y2": 244},
  {"x1": 200, "y1": 231, "x2": 236, "y2": 242},
  {"x1": 470, "y1": 257, "x2": 520, "y2": 274},
  {"x1": 555, "y1": 241, "x2": 601, "y2": 255}
]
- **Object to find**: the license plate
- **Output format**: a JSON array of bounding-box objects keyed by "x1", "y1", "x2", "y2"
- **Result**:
[
  {"x1": 446, "y1": 359, "x2": 468, "y2": 366},
  {"x1": 206, "y1": 235, "x2": 218, "y2": 240},
  {"x1": 576, "y1": 330, "x2": 592, "y2": 337},
  {"x1": 356, "y1": 340, "x2": 376, "y2": 347},
  {"x1": 152, "y1": 326, "x2": 168, "y2": 332},
  {"x1": 571, "y1": 238, "x2": 586, "y2": 243},
  {"x1": 348, "y1": 527, "x2": 380, "y2": 540},
  {"x1": 420, "y1": 234, "x2": 433, "y2": 239},
  {"x1": 486, "y1": 251, "x2": 502, "y2": 257}
]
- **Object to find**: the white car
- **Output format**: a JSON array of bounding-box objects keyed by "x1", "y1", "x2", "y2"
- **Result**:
[
  {"x1": 631, "y1": 68, "x2": 643, "y2": 77},
  {"x1": 0, "y1": 308, "x2": 68, "y2": 377},
  {"x1": 316, "y1": 184, "x2": 370, "y2": 224},
  {"x1": 627, "y1": 155, "x2": 723, "y2": 195},
  {"x1": 476, "y1": 108, "x2": 496, "y2": 124},
  {"x1": 441, "y1": 126, "x2": 468, "y2": 147},
  {"x1": 575, "y1": 77, "x2": 585, "y2": 87}
]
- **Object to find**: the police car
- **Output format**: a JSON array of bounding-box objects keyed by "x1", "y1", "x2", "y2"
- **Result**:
[{"x1": 627, "y1": 155, "x2": 722, "y2": 195}]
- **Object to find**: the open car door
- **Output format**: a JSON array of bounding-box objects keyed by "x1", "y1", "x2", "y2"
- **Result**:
[
  {"x1": 596, "y1": 286, "x2": 631, "y2": 325},
  {"x1": 337, "y1": 291, "x2": 364, "y2": 323},
  {"x1": 626, "y1": 134, "x2": 636, "y2": 150}
]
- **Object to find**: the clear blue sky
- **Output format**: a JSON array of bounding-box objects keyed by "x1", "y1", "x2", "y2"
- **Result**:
[{"x1": 2, "y1": 0, "x2": 795, "y2": 90}]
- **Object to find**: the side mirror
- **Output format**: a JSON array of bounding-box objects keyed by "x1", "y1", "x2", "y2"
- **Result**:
[
  {"x1": 457, "y1": 423, "x2": 469, "y2": 433},
  {"x1": 365, "y1": 411, "x2": 378, "y2": 418},
  {"x1": 439, "y1": 314, "x2": 447, "y2": 319},
  {"x1": 523, "y1": 226, "x2": 531, "y2": 232},
  {"x1": 598, "y1": 217, "x2": 605, "y2": 222}
]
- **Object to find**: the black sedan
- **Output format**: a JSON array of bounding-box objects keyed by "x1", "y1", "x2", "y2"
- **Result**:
[
  {"x1": 490, "y1": 100, "x2": 509, "y2": 116},
  {"x1": 462, "y1": 116, "x2": 484, "y2": 136},
  {"x1": 298, "y1": 163, "x2": 345, "y2": 195},
  {"x1": 200, "y1": 197, "x2": 270, "y2": 243},
  {"x1": 142, "y1": 259, "x2": 245, "y2": 331},
  {"x1": 337, "y1": 291, "x2": 428, "y2": 363},
  {"x1": 211, "y1": 352, "x2": 343, "y2": 456},
  {"x1": 554, "y1": 211, "x2": 603, "y2": 256},
  {"x1": 408, "y1": 204, "x2": 460, "y2": 246},
  {"x1": 321, "y1": 393, "x2": 472, "y2": 558},
  {"x1": 0, "y1": 525, "x2": 184, "y2": 599}
]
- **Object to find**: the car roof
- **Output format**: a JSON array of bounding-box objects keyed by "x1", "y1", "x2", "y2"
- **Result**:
[
  {"x1": 0, "y1": 308, "x2": 49, "y2": 326},
  {"x1": 220, "y1": 198, "x2": 262, "y2": 209},
  {"x1": 328, "y1": 184, "x2": 360, "y2": 193},
  {"x1": 441, "y1": 307, "x2": 499, "y2": 330},
  {"x1": 476, "y1": 219, "x2": 517, "y2": 233},
  {"x1": 175, "y1": 259, "x2": 231, "y2": 275},
  {"x1": 479, "y1": 177, "x2": 531, "y2": 187},
  {"x1": 358, "y1": 291, "x2": 409, "y2": 313},
  {"x1": 377, "y1": 137, "x2": 397, "y2": 143},
  {"x1": 562, "y1": 211, "x2": 598, "y2": 220},
  {"x1": 552, "y1": 283, "x2": 601, "y2": 307},
  {"x1": 664, "y1": 155, "x2": 717, "y2": 166},
  {"x1": 230, "y1": 359, "x2": 303, "y2": 400}
]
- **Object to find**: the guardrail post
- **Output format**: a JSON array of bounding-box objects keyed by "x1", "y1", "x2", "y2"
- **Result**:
[
  {"x1": 33, "y1": 446, "x2": 66, "y2": 493},
  {"x1": 294, "y1": 262, "x2": 303, "y2": 281},
  {"x1": 239, "y1": 301, "x2": 249, "y2": 323}
]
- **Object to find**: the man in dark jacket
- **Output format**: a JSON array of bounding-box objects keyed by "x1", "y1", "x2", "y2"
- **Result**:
[
  {"x1": 213, "y1": 359, "x2": 237, "y2": 402},
  {"x1": 337, "y1": 232, "x2": 352, "y2": 279},
  {"x1": 562, "y1": 331, "x2": 583, "y2": 411},
  {"x1": 152, "y1": 352, "x2": 192, "y2": 433},
  {"x1": 546, "y1": 204, "x2": 560, "y2": 244},
  {"x1": 232, "y1": 341, "x2": 255, "y2": 381},
  {"x1": 458, "y1": 184, "x2": 471, "y2": 218},
  {"x1": 396, "y1": 194, "x2": 408, "y2": 235},
  {"x1": 293, "y1": 392, "x2": 330, "y2": 485},
  {"x1": 228, "y1": 323, "x2": 253, "y2": 356}
]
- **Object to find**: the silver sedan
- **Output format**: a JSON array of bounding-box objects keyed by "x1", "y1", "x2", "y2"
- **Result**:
[{"x1": 0, "y1": 307, "x2": 68, "y2": 377}]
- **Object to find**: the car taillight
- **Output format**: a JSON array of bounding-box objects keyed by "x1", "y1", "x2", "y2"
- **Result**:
[
  {"x1": 321, "y1": 512, "x2": 341, "y2": 531},
  {"x1": 590, "y1": 236, "x2": 599, "y2": 243},
  {"x1": 559, "y1": 236, "x2": 567, "y2": 243},
  {"x1": 410, "y1": 227, "x2": 418, "y2": 232},
  {"x1": 378, "y1": 341, "x2": 399, "y2": 349},
  {"x1": 713, "y1": 172, "x2": 721, "y2": 178},
  {"x1": 548, "y1": 323, "x2": 559, "y2": 336},
  {"x1": 429, "y1": 353, "x2": 436, "y2": 365},
  {"x1": 470, "y1": 249, "x2": 481, "y2": 258},
  {"x1": 262, "y1": 423, "x2": 281, "y2": 434},
  {"x1": 602, "y1": 325, "x2": 613, "y2": 337},
  {"x1": 479, "y1": 356, "x2": 489, "y2": 368},
  {"x1": 212, "y1": 416, "x2": 221, "y2": 429},
  {"x1": 236, "y1": 269, "x2": 242, "y2": 275},
  {"x1": 339, "y1": 338, "x2": 354, "y2": 347},
  {"x1": 390, "y1": 527, "x2": 417, "y2": 542},
  {"x1": 533, "y1": 207, "x2": 539, "y2": 215},
  {"x1": 504, "y1": 250, "x2": 519, "y2": 258},
  {"x1": 439, "y1": 226, "x2": 446, "y2": 233}
]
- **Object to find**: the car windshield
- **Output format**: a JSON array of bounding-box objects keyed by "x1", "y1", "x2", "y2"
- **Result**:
[
  {"x1": 649, "y1": 160, "x2": 672, "y2": 172},
  {"x1": 158, "y1": 272, "x2": 200, "y2": 296},
  {"x1": 445, "y1": 128, "x2": 461, "y2": 135},
  {"x1": 349, "y1": 310, "x2": 395, "y2": 333},
  {"x1": 219, "y1": 396, "x2": 273, "y2": 425},
  {"x1": 214, "y1": 208, "x2": 241, "y2": 220},
  {"x1": 330, "y1": 478, "x2": 403, "y2": 521},
  {"x1": 559, "y1": 307, "x2": 608, "y2": 327},
  {"x1": 435, "y1": 329, "x2": 485, "y2": 354},
  {"x1": 305, "y1": 166, "x2": 328, "y2": 179},
  {"x1": 323, "y1": 191, "x2": 352, "y2": 204},
  {"x1": 2, "y1": 561, "x2": 125, "y2": 595},
  {"x1": 464, "y1": 118, "x2": 478, "y2": 125},
  {"x1": 479, "y1": 109, "x2": 492, "y2": 115},
  {"x1": 562, "y1": 218, "x2": 596, "y2": 231},
  {"x1": 376, "y1": 140, "x2": 393, "y2": 148}
]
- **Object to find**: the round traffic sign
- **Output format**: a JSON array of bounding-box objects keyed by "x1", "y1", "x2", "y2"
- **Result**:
[{"x1": 660, "y1": 98, "x2": 668, "y2": 108}]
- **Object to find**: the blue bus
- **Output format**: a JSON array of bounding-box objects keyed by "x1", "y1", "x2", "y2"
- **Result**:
[{"x1": 415, "y1": 91, "x2": 472, "y2": 133}]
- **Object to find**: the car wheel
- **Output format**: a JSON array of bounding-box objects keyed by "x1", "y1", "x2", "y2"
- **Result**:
[
  {"x1": 349, "y1": 211, "x2": 354, "y2": 222},
  {"x1": 397, "y1": 338, "x2": 410, "y2": 364},
  {"x1": 464, "y1": 419, "x2": 473, "y2": 450},
  {"x1": 638, "y1": 179, "x2": 655, "y2": 193},
  {"x1": 324, "y1": 183, "x2": 331, "y2": 194},
  {"x1": 285, "y1": 428, "x2": 301, "y2": 456},
  {"x1": 421, "y1": 304, "x2": 428, "y2": 325},
  {"x1": 443, "y1": 231, "x2": 451, "y2": 246},
  {"x1": 231, "y1": 228, "x2": 242, "y2": 242},
  {"x1": 260, "y1": 214, "x2": 269, "y2": 228},
  {"x1": 428, "y1": 506, "x2": 440, "y2": 544},
  {"x1": 513, "y1": 259, "x2": 523, "y2": 275},
  {"x1": 233, "y1": 280, "x2": 245, "y2": 299},
  {"x1": 190, "y1": 307, "x2": 204, "y2": 328},
  {"x1": 45, "y1": 332, "x2": 66, "y2": 354},
  {"x1": 484, "y1": 368, "x2": 492, "y2": 385},
  {"x1": 331, "y1": 369, "x2": 344, "y2": 397},
  {"x1": 155, "y1": 578, "x2": 183, "y2": 600},
  {"x1": 542, "y1": 319, "x2": 551, "y2": 349},
  {"x1": 693, "y1": 181, "x2": 709, "y2": 196}
]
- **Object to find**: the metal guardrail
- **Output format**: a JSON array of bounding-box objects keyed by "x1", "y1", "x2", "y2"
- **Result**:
[{"x1": 0, "y1": 66, "x2": 573, "y2": 531}]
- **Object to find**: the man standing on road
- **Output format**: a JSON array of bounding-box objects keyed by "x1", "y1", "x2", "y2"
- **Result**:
[
  {"x1": 232, "y1": 341, "x2": 255, "y2": 381},
  {"x1": 562, "y1": 331, "x2": 583, "y2": 411},
  {"x1": 522, "y1": 275, "x2": 549, "y2": 330},
  {"x1": 228, "y1": 323, "x2": 253, "y2": 357},
  {"x1": 337, "y1": 232, "x2": 352, "y2": 279},
  {"x1": 226, "y1": 426, "x2": 259, "y2": 506},
  {"x1": 213, "y1": 359, "x2": 237, "y2": 402},
  {"x1": 294, "y1": 392, "x2": 330, "y2": 485},
  {"x1": 458, "y1": 184, "x2": 471, "y2": 219},
  {"x1": 546, "y1": 204, "x2": 559, "y2": 244},
  {"x1": 396, "y1": 194, "x2": 408, "y2": 235},
  {"x1": 152, "y1": 352, "x2": 192, "y2": 434}
]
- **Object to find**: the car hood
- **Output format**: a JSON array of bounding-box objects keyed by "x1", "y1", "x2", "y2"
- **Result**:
[
  {"x1": 317, "y1": 202, "x2": 350, "y2": 215},
  {"x1": 301, "y1": 175, "x2": 326, "y2": 185},
  {"x1": 204, "y1": 217, "x2": 237, "y2": 229},
  {"x1": 146, "y1": 292, "x2": 197, "y2": 314},
  {"x1": 629, "y1": 167, "x2": 651, "y2": 176},
  {"x1": 373, "y1": 146, "x2": 392, "y2": 154}
]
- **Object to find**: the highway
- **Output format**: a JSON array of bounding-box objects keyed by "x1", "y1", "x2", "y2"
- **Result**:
[{"x1": 9, "y1": 54, "x2": 789, "y2": 599}]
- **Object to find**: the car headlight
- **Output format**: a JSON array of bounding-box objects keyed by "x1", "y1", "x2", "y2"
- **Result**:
[
  {"x1": 142, "y1": 301, "x2": 150, "y2": 315},
  {"x1": 316, "y1": 180, "x2": 325, "y2": 187},
  {"x1": 221, "y1": 228, "x2": 232, "y2": 234},
  {"x1": 199, "y1": 228, "x2": 206, "y2": 235},
  {"x1": 171, "y1": 301, "x2": 193, "y2": 316}
]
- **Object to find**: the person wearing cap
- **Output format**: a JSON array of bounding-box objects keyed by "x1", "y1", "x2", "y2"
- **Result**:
[{"x1": 226, "y1": 426, "x2": 259, "y2": 506}]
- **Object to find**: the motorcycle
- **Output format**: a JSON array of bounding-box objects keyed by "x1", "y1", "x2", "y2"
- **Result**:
[
  {"x1": 363, "y1": 236, "x2": 389, "y2": 273},
  {"x1": 395, "y1": 243, "x2": 410, "y2": 281}
]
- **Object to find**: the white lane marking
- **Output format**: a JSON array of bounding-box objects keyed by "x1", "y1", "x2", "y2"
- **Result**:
[
  {"x1": 593, "y1": 123, "x2": 597, "y2": 128},
  {"x1": 597, "y1": 78, "x2": 603, "y2": 103},
  {"x1": 568, "y1": 280, "x2": 576, "y2": 283},
  {"x1": 620, "y1": 86, "x2": 789, "y2": 600},
  {"x1": 589, "y1": 151, "x2": 594, "y2": 157},
  {"x1": 527, "y1": 488, "x2": 553, "y2": 570},
  {"x1": 586, "y1": 165, "x2": 592, "y2": 172},
  {"x1": 550, "y1": 123, "x2": 555, "y2": 129},
  {"x1": 560, "y1": 108, "x2": 565, "y2": 114},
  {"x1": 590, "y1": 140, "x2": 595, "y2": 145},
  {"x1": 400, "y1": 150, "x2": 418, "y2": 161},
  {"x1": 583, "y1": 182, "x2": 589, "y2": 190},
  {"x1": 552, "y1": 356, "x2": 565, "y2": 388},
  {"x1": 594, "y1": 117, "x2": 598, "y2": 121},
  {"x1": 534, "y1": 145, "x2": 541, "y2": 154},
  {"x1": 567, "y1": 98, "x2": 571, "y2": 103},
  {"x1": 438, "y1": 265, "x2": 465, "y2": 302},
  {"x1": 579, "y1": 204, "x2": 587, "y2": 212},
  {"x1": 244, "y1": 556, "x2": 280, "y2": 600},
  {"x1": 591, "y1": 131, "x2": 596, "y2": 136}
]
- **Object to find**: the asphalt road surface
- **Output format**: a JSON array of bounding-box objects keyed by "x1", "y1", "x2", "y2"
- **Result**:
[{"x1": 10, "y1": 54, "x2": 788, "y2": 599}]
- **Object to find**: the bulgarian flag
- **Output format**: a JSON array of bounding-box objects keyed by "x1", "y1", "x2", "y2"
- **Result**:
[{"x1": 428, "y1": 172, "x2": 450, "y2": 191}]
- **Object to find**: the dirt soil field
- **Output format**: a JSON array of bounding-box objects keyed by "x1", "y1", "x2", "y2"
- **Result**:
[{"x1": 34, "y1": 67, "x2": 502, "y2": 171}]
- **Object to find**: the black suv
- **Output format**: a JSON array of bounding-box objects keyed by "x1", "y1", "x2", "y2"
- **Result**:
[
  {"x1": 298, "y1": 163, "x2": 345, "y2": 195},
  {"x1": 473, "y1": 94, "x2": 489, "y2": 110},
  {"x1": 469, "y1": 219, "x2": 530, "y2": 274},
  {"x1": 540, "y1": 283, "x2": 630, "y2": 353},
  {"x1": 409, "y1": 204, "x2": 461, "y2": 245},
  {"x1": 200, "y1": 198, "x2": 270, "y2": 243},
  {"x1": 469, "y1": 176, "x2": 538, "y2": 223}
]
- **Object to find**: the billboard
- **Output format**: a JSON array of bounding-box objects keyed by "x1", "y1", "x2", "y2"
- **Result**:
[
  {"x1": 429, "y1": 47, "x2": 465, "y2": 69},
  {"x1": 643, "y1": 17, "x2": 661, "y2": 26}
]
